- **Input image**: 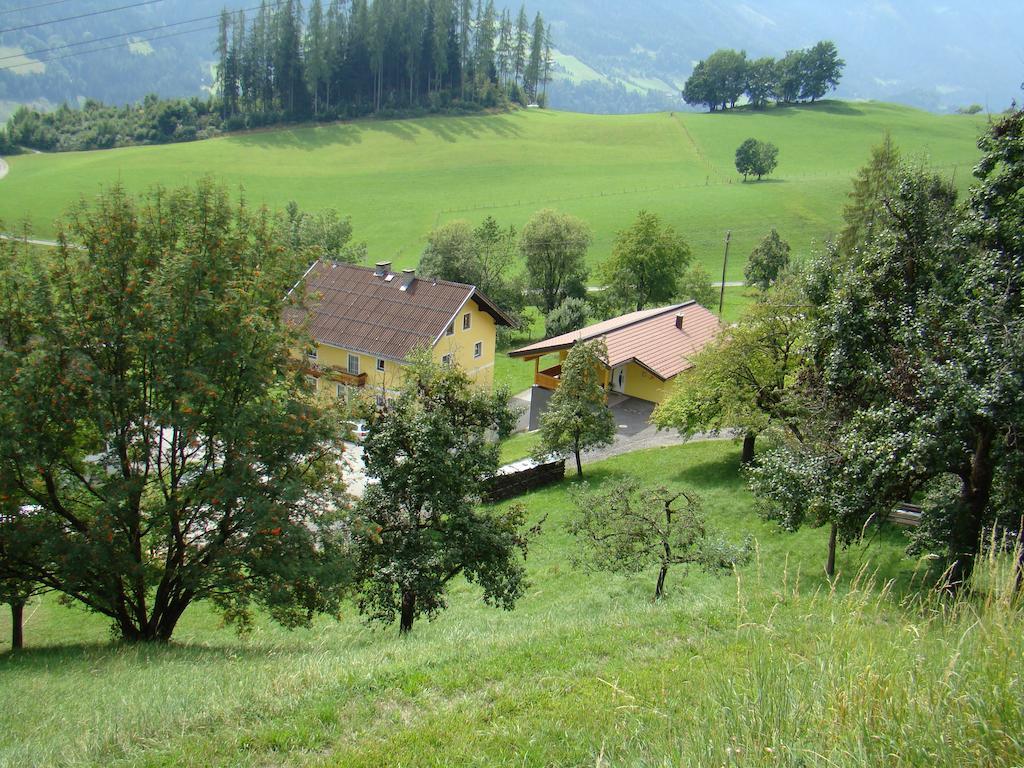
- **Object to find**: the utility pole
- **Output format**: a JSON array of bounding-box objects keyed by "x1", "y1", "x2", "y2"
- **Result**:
[{"x1": 718, "y1": 230, "x2": 731, "y2": 318}]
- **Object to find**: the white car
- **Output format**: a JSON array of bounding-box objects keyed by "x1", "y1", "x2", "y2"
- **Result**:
[{"x1": 345, "y1": 420, "x2": 370, "y2": 442}]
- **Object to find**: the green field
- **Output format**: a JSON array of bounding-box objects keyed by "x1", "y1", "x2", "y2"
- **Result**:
[
  {"x1": 2, "y1": 441, "x2": 1020, "y2": 767},
  {"x1": 0, "y1": 102, "x2": 987, "y2": 282}
]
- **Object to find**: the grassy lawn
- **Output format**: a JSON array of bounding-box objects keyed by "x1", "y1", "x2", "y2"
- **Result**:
[
  {"x1": 1, "y1": 441, "x2": 1019, "y2": 767},
  {"x1": 0, "y1": 102, "x2": 986, "y2": 282},
  {"x1": 498, "y1": 430, "x2": 542, "y2": 464}
]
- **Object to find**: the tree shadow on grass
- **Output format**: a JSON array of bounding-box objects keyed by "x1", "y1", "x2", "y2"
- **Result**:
[
  {"x1": 668, "y1": 450, "x2": 744, "y2": 492},
  {"x1": 227, "y1": 112, "x2": 523, "y2": 150}
]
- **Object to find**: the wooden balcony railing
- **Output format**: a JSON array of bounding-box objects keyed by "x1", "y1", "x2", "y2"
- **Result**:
[{"x1": 534, "y1": 364, "x2": 562, "y2": 391}]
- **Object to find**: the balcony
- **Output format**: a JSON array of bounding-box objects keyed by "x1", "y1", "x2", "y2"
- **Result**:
[{"x1": 303, "y1": 359, "x2": 368, "y2": 388}]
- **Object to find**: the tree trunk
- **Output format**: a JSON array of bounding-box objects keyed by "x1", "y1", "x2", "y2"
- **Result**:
[
  {"x1": 10, "y1": 601, "x2": 24, "y2": 651},
  {"x1": 654, "y1": 564, "x2": 668, "y2": 600},
  {"x1": 947, "y1": 433, "x2": 995, "y2": 592},
  {"x1": 399, "y1": 590, "x2": 416, "y2": 635},
  {"x1": 826, "y1": 523, "x2": 838, "y2": 578},
  {"x1": 741, "y1": 433, "x2": 756, "y2": 465},
  {"x1": 574, "y1": 449, "x2": 583, "y2": 478}
]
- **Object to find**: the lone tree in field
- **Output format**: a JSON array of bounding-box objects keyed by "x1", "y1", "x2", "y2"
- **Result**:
[
  {"x1": 599, "y1": 211, "x2": 692, "y2": 313},
  {"x1": 0, "y1": 183, "x2": 352, "y2": 643},
  {"x1": 354, "y1": 352, "x2": 534, "y2": 635},
  {"x1": 735, "y1": 138, "x2": 779, "y2": 181},
  {"x1": 744, "y1": 229, "x2": 791, "y2": 291},
  {"x1": 569, "y1": 479, "x2": 751, "y2": 599},
  {"x1": 520, "y1": 208, "x2": 591, "y2": 312},
  {"x1": 750, "y1": 107, "x2": 1024, "y2": 589},
  {"x1": 535, "y1": 339, "x2": 616, "y2": 477}
]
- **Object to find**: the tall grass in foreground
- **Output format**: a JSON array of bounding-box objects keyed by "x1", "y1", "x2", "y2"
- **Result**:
[{"x1": 677, "y1": 541, "x2": 1022, "y2": 768}]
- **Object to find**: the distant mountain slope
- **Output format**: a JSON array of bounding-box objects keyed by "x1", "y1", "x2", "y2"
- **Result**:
[
  {"x1": 0, "y1": 0, "x2": 1020, "y2": 118},
  {"x1": 536, "y1": 0, "x2": 1024, "y2": 113}
]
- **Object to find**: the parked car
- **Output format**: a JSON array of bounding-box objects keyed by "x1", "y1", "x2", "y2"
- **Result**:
[{"x1": 345, "y1": 420, "x2": 370, "y2": 442}]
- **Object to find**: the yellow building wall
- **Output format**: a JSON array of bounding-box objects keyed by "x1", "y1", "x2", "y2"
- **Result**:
[
  {"x1": 297, "y1": 297, "x2": 498, "y2": 397},
  {"x1": 432, "y1": 298, "x2": 498, "y2": 389},
  {"x1": 620, "y1": 362, "x2": 672, "y2": 404}
]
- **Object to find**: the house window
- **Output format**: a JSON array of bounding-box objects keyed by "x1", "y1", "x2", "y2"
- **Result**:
[
  {"x1": 305, "y1": 375, "x2": 318, "y2": 391},
  {"x1": 336, "y1": 383, "x2": 348, "y2": 400},
  {"x1": 347, "y1": 354, "x2": 360, "y2": 375},
  {"x1": 307, "y1": 346, "x2": 318, "y2": 360},
  {"x1": 376, "y1": 358, "x2": 386, "y2": 372},
  {"x1": 474, "y1": 341, "x2": 483, "y2": 359},
  {"x1": 462, "y1": 312, "x2": 472, "y2": 331},
  {"x1": 441, "y1": 354, "x2": 453, "y2": 367},
  {"x1": 445, "y1": 321, "x2": 455, "y2": 337}
]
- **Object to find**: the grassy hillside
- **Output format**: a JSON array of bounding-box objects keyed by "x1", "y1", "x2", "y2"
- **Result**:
[
  {"x1": 0, "y1": 102, "x2": 986, "y2": 283},
  {"x1": 1, "y1": 441, "x2": 1020, "y2": 767}
]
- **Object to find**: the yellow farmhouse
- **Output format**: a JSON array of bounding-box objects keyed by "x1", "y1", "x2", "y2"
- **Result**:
[
  {"x1": 509, "y1": 301, "x2": 722, "y2": 406},
  {"x1": 289, "y1": 260, "x2": 515, "y2": 401}
]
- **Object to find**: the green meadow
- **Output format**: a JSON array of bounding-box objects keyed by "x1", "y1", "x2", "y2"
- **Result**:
[
  {"x1": 0, "y1": 102, "x2": 986, "y2": 281},
  {"x1": 1, "y1": 441, "x2": 1021, "y2": 768}
]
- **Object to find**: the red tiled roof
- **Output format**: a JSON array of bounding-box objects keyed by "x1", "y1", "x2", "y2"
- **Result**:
[
  {"x1": 286, "y1": 261, "x2": 513, "y2": 361},
  {"x1": 509, "y1": 302, "x2": 722, "y2": 380}
]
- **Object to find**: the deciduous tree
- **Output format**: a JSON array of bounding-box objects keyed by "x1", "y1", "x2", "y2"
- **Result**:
[
  {"x1": 744, "y1": 229, "x2": 791, "y2": 291},
  {"x1": 534, "y1": 339, "x2": 615, "y2": 477},
  {"x1": 569, "y1": 479, "x2": 751, "y2": 599},
  {"x1": 353, "y1": 352, "x2": 532, "y2": 634},
  {"x1": 599, "y1": 211, "x2": 692, "y2": 313},
  {"x1": 654, "y1": 277, "x2": 805, "y2": 465},
  {"x1": 735, "y1": 138, "x2": 779, "y2": 181},
  {"x1": 520, "y1": 208, "x2": 591, "y2": 312},
  {"x1": 750, "y1": 110, "x2": 1024, "y2": 588},
  {"x1": 0, "y1": 182, "x2": 352, "y2": 643}
]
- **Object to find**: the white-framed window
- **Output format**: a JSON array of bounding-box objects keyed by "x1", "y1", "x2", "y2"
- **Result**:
[
  {"x1": 445, "y1": 321, "x2": 455, "y2": 337},
  {"x1": 336, "y1": 383, "x2": 347, "y2": 399},
  {"x1": 376, "y1": 358, "x2": 386, "y2": 372},
  {"x1": 306, "y1": 346, "x2": 318, "y2": 360},
  {"x1": 474, "y1": 341, "x2": 483, "y2": 359},
  {"x1": 441, "y1": 354, "x2": 453, "y2": 367},
  {"x1": 305, "y1": 375, "x2": 318, "y2": 391},
  {"x1": 462, "y1": 312, "x2": 472, "y2": 331},
  {"x1": 347, "y1": 354, "x2": 360, "y2": 375}
]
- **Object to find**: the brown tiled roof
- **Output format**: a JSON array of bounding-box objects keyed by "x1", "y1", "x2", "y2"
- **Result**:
[
  {"x1": 287, "y1": 261, "x2": 513, "y2": 361},
  {"x1": 509, "y1": 302, "x2": 721, "y2": 381}
]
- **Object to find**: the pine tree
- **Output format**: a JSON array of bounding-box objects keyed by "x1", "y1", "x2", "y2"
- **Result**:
[
  {"x1": 513, "y1": 5, "x2": 528, "y2": 86},
  {"x1": 305, "y1": 0, "x2": 327, "y2": 115},
  {"x1": 838, "y1": 132, "x2": 901, "y2": 254},
  {"x1": 496, "y1": 9, "x2": 513, "y2": 86}
]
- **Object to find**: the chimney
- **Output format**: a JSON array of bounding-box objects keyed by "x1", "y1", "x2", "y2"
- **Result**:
[
  {"x1": 399, "y1": 268, "x2": 416, "y2": 291},
  {"x1": 675, "y1": 312, "x2": 685, "y2": 331},
  {"x1": 374, "y1": 261, "x2": 391, "y2": 277}
]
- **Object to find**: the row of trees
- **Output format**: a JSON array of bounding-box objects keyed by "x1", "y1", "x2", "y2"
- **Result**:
[
  {"x1": 216, "y1": 0, "x2": 553, "y2": 123},
  {"x1": 418, "y1": 208, "x2": 717, "y2": 344},
  {"x1": 3, "y1": 1, "x2": 554, "y2": 153},
  {"x1": 656, "y1": 109, "x2": 1024, "y2": 589},
  {"x1": 683, "y1": 42, "x2": 844, "y2": 112}
]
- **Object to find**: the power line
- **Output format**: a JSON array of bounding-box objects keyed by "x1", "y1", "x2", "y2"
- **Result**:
[
  {"x1": 0, "y1": 4, "x2": 273, "y2": 64},
  {"x1": 1, "y1": 0, "x2": 77, "y2": 17},
  {"x1": 0, "y1": 23, "x2": 220, "y2": 72},
  {"x1": 0, "y1": 0, "x2": 166, "y2": 36}
]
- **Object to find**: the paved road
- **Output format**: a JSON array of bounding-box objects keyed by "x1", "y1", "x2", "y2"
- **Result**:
[{"x1": 0, "y1": 233, "x2": 74, "y2": 249}]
